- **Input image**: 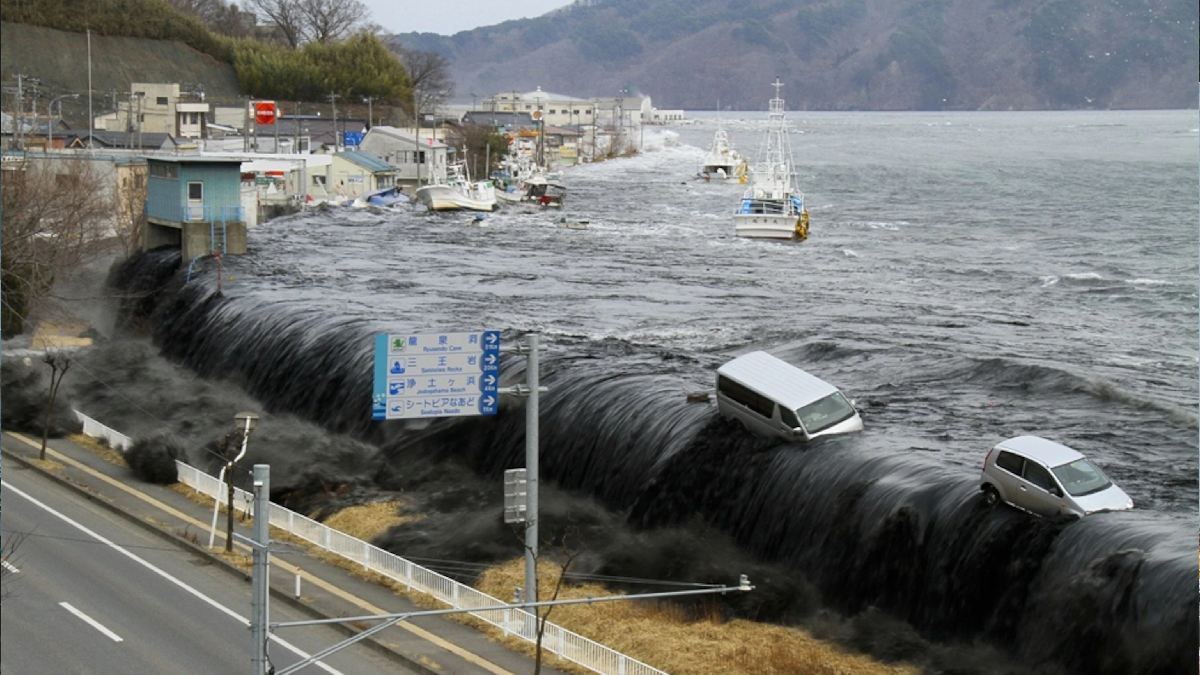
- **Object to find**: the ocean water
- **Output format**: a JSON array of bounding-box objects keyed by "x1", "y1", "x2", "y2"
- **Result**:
[
  {"x1": 94, "y1": 109, "x2": 1198, "y2": 672},
  {"x1": 239, "y1": 109, "x2": 1198, "y2": 513}
]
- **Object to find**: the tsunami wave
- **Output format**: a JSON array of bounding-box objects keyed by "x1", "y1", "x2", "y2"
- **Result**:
[{"x1": 105, "y1": 249, "x2": 1197, "y2": 674}]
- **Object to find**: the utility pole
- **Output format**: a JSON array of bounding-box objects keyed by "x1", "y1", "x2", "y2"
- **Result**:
[
  {"x1": 413, "y1": 88, "x2": 420, "y2": 187},
  {"x1": 243, "y1": 96, "x2": 250, "y2": 152},
  {"x1": 14, "y1": 73, "x2": 26, "y2": 149},
  {"x1": 135, "y1": 91, "x2": 144, "y2": 150},
  {"x1": 327, "y1": 92, "x2": 339, "y2": 151},
  {"x1": 28, "y1": 79, "x2": 41, "y2": 148},
  {"x1": 87, "y1": 28, "x2": 93, "y2": 149},
  {"x1": 524, "y1": 334, "x2": 540, "y2": 603},
  {"x1": 250, "y1": 464, "x2": 271, "y2": 674}
]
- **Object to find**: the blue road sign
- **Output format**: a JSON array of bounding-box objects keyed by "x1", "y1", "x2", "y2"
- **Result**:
[
  {"x1": 373, "y1": 331, "x2": 501, "y2": 420},
  {"x1": 343, "y1": 131, "x2": 365, "y2": 147}
]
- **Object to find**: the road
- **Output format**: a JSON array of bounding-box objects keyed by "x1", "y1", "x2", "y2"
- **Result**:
[{"x1": 1, "y1": 463, "x2": 414, "y2": 674}]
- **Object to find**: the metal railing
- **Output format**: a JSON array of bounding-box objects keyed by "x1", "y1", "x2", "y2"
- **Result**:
[
  {"x1": 74, "y1": 411, "x2": 133, "y2": 451},
  {"x1": 73, "y1": 410, "x2": 666, "y2": 675}
]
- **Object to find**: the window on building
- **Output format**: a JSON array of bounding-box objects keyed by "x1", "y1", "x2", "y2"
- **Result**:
[
  {"x1": 313, "y1": 175, "x2": 327, "y2": 186},
  {"x1": 138, "y1": 114, "x2": 145, "y2": 122},
  {"x1": 156, "y1": 96, "x2": 168, "y2": 106},
  {"x1": 187, "y1": 181, "x2": 203, "y2": 201}
]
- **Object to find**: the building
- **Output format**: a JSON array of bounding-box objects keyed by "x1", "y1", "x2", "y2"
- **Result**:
[
  {"x1": 486, "y1": 87, "x2": 595, "y2": 128},
  {"x1": 64, "y1": 131, "x2": 181, "y2": 151},
  {"x1": 461, "y1": 110, "x2": 536, "y2": 133},
  {"x1": 323, "y1": 151, "x2": 397, "y2": 199},
  {"x1": 358, "y1": 126, "x2": 451, "y2": 187},
  {"x1": 93, "y1": 83, "x2": 210, "y2": 139},
  {"x1": 144, "y1": 157, "x2": 246, "y2": 262}
]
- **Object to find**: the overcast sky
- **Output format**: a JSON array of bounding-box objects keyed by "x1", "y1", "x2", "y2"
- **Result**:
[{"x1": 363, "y1": 0, "x2": 575, "y2": 35}]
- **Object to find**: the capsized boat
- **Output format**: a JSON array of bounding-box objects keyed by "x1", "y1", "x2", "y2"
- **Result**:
[
  {"x1": 699, "y1": 127, "x2": 747, "y2": 183},
  {"x1": 415, "y1": 162, "x2": 497, "y2": 212},
  {"x1": 733, "y1": 79, "x2": 809, "y2": 240}
]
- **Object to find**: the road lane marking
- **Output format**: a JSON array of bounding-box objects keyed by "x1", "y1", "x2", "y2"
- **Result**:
[
  {"x1": 3, "y1": 480, "x2": 342, "y2": 674},
  {"x1": 5, "y1": 432, "x2": 515, "y2": 675},
  {"x1": 60, "y1": 601, "x2": 125, "y2": 642},
  {"x1": 2, "y1": 560, "x2": 19, "y2": 573}
]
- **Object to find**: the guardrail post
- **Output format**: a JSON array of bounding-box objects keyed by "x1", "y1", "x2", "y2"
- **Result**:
[{"x1": 363, "y1": 541, "x2": 370, "y2": 569}]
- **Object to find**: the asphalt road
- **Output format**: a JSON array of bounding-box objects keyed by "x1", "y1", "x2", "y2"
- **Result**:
[{"x1": 1, "y1": 463, "x2": 415, "y2": 674}]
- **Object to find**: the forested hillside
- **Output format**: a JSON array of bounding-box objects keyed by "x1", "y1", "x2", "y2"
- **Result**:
[
  {"x1": 393, "y1": 0, "x2": 1198, "y2": 110},
  {"x1": 1, "y1": 0, "x2": 413, "y2": 107}
]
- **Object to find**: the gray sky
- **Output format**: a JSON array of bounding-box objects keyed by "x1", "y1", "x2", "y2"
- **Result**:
[{"x1": 364, "y1": 0, "x2": 575, "y2": 35}]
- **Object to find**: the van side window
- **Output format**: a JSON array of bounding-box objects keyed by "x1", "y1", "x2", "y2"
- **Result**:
[
  {"x1": 995, "y1": 450, "x2": 1024, "y2": 475},
  {"x1": 717, "y1": 375, "x2": 774, "y2": 418},
  {"x1": 1023, "y1": 462, "x2": 1056, "y2": 492},
  {"x1": 780, "y1": 407, "x2": 801, "y2": 429}
]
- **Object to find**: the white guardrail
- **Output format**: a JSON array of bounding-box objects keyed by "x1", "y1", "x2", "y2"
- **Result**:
[{"x1": 73, "y1": 411, "x2": 665, "y2": 675}]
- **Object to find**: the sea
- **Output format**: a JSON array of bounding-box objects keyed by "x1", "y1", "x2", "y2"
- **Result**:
[{"x1": 78, "y1": 109, "x2": 1200, "y2": 673}]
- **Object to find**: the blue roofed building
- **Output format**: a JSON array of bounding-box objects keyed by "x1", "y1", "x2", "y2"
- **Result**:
[{"x1": 144, "y1": 157, "x2": 247, "y2": 261}]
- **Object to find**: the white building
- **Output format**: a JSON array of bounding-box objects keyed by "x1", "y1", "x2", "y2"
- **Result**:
[
  {"x1": 93, "y1": 83, "x2": 210, "y2": 139},
  {"x1": 487, "y1": 87, "x2": 596, "y2": 128},
  {"x1": 358, "y1": 126, "x2": 450, "y2": 187}
]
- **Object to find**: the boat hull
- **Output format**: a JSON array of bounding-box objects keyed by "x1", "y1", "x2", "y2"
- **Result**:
[
  {"x1": 415, "y1": 184, "x2": 496, "y2": 212},
  {"x1": 734, "y1": 213, "x2": 802, "y2": 239}
]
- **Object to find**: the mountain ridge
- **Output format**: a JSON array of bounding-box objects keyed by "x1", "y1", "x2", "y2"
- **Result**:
[{"x1": 390, "y1": 0, "x2": 1198, "y2": 110}]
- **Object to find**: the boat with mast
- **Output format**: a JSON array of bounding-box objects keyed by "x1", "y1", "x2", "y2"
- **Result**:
[
  {"x1": 415, "y1": 154, "x2": 497, "y2": 212},
  {"x1": 698, "y1": 121, "x2": 747, "y2": 183},
  {"x1": 733, "y1": 79, "x2": 809, "y2": 240}
]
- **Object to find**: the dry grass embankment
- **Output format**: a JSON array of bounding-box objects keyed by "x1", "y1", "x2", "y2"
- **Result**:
[
  {"x1": 71, "y1": 438, "x2": 913, "y2": 674},
  {"x1": 475, "y1": 559, "x2": 918, "y2": 675}
]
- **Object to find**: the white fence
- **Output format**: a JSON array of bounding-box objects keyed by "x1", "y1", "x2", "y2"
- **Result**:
[{"x1": 75, "y1": 411, "x2": 666, "y2": 675}]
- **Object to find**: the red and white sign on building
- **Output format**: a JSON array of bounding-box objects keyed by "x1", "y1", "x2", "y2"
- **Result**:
[{"x1": 254, "y1": 101, "x2": 277, "y2": 125}]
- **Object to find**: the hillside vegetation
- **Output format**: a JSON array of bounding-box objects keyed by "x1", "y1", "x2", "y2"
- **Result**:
[
  {"x1": 395, "y1": 0, "x2": 1199, "y2": 110},
  {"x1": 1, "y1": 21, "x2": 242, "y2": 122},
  {"x1": 1, "y1": 0, "x2": 410, "y2": 105}
]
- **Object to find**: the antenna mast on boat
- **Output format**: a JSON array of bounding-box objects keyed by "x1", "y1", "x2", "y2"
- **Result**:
[{"x1": 755, "y1": 77, "x2": 794, "y2": 194}]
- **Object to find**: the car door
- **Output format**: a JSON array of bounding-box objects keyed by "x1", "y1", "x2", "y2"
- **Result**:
[{"x1": 1019, "y1": 460, "x2": 1068, "y2": 517}]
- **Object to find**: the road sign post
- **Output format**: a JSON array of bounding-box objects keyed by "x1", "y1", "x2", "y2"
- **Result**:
[
  {"x1": 373, "y1": 331, "x2": 501, "y2": 420},
  {"x1": 374, "y1": 330, "x2": 546, "y2": 602}
]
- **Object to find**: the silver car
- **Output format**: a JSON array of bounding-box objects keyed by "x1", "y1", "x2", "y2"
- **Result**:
[{"x1": 979, "y1": 435, "x2": 1133, "y2": 519}]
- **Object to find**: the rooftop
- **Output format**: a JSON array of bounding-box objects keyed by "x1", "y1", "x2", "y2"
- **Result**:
[
  {"x1": 717, "y1": 351, "x2": 840, "y2": 409},
  {"x1": 337, "y1": 150, "x2": 394, "y2": 173}
]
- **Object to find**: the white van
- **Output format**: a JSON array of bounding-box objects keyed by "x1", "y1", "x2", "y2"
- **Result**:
[{"x1": 715, "y1": 351, "x2": 863, "y2": 442}]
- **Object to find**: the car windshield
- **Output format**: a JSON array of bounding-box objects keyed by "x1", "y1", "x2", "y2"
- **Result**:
[
  {"x1": 1051, "y1": 459, "x2": 1113, "y2": 497},
  {"x1": 795, "y1": 392, "x2": 856, "y2": 434}
]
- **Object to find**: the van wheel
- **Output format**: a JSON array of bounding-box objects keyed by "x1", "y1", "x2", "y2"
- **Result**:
[{"x1": 981, "y1": 485, "x2": 999, "y2": 507}]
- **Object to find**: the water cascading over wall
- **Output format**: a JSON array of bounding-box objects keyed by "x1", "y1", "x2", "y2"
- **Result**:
[{"x1": 112, "y1": 250, "x2": 1197, "y2": 674}]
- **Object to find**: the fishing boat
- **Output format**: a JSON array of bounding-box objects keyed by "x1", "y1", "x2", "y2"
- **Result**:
[
  {"x1": 698, "y1": 126, "x2": 747, "y2": 183},
  {"x1": 733, "y1": 79, "x2": 810, "y2": 240},
  {"x1": 415, "y1": 161, "x2": 497, "y2": 212}
]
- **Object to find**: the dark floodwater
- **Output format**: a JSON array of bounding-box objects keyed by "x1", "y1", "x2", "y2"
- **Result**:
[
  {"x1": 239, "y1": 109, "x2": 1198, "y2": 515},
  {"x1": 91, "y1": 110, "x2": 1198, "y2": 673}
]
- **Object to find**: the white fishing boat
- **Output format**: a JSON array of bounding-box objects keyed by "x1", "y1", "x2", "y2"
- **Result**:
[
  {"x1": 699, "y1": 126, "x2": 747, "y2": 183},
  {"x1": 415, "y1": 162, "x2": 497, "y2": 212},
  {"x1": 733, "y1": 79, "x2": 810, "y2": 241}
]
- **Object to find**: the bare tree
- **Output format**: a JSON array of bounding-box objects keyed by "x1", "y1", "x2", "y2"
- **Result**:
[
  {"x1": 1, "y1": 158, "x2": 112, "y2": 335},
  {"x1": 39, "y1": 351, "x2": 70, "y2": 461},
  {"x1": 249, "y1": 0, "x2": 306, "y2": 47},
  {"x1": 298, "y1": 0, "x2": 367, "y2": 43},
  {"x1": 394, "y1": 46, "x2": 454, "y2": 112},
  {"x1": 532, "y1": 549, "x2": 579, "y2": 675},
  {"x1": 114, "y1": 165, "x2": 148, "y2": 256}
]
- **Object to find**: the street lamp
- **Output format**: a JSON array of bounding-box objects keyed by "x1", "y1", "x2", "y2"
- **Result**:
[
  {"x1": 362, "y1": 95, "x2": 374, "y2": 129},
  {"x1": 208, "y1": 412, "x2": 259, "y2": 551},
  {"x1": 47, "y1": 93, "x2": 79, "y2": 149}
]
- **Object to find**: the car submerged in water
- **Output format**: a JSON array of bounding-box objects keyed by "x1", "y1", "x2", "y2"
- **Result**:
[
  {"x1": 715, "y1": 351, "x2": 863, "y2": 442},
  {"x1": 980, "y1": 435, "x2": 1133, "y2": 519}
]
